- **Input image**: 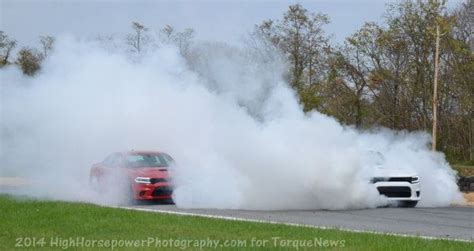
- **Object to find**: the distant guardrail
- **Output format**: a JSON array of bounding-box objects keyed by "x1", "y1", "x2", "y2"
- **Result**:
[{"x1": 458, "y1": 176, "x2": 474, "y2": 192}]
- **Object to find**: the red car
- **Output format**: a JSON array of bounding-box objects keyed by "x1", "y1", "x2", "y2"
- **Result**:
[{"x1": 90, "y1": 151, "x2": 174, "y2": 202}]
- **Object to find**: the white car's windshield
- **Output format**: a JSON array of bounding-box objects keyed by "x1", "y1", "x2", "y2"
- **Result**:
[{"x1": 366, "y1": 150, "x2": 385, "y2": 166}]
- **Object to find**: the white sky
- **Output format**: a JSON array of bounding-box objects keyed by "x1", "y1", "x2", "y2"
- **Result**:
[{"x1": 0, "y1": 0, "x2": 464, "y2": 47}]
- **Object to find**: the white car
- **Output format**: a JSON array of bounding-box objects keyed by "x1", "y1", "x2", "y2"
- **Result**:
[{"x1": 367, "y1": 151, "x2": 421, "y2": 207}]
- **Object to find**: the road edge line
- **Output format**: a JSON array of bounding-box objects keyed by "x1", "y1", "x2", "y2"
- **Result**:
[{"x1": 115, "y1": 206, "x2": 473, "y2": 243}]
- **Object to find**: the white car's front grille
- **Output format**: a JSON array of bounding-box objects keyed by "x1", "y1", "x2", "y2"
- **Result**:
[{"x1": 377, "y1": 186, "x2": 411, "y2": 198}]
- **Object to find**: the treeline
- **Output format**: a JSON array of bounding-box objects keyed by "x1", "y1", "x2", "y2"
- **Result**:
[
  {"x1": 0, "y1": 33, "x2": 54, "y2": 76},
  {"x1": 0, "y1": 22, "x2": 194, "y2": 75},
  {"x1": 251, "y1": 0, "x2": 473, "y2": 163},
  {"x1": 0, "y1": 0, "x2": 472, "y2": 163}
]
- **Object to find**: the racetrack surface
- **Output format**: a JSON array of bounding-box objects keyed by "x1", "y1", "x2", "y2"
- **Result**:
[{"x1": 128, "y1": 204, "x2": 474, "y2": 241}]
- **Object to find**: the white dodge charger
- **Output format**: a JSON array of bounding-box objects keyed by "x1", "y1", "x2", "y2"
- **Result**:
[{"x1": 368, "y1": 151, "x2": 421, "y2": 207}]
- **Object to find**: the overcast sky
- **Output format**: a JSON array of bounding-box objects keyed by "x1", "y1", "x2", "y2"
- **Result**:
[{"x1": 0, "y1": 0, "x2": 464, "y2": 47}]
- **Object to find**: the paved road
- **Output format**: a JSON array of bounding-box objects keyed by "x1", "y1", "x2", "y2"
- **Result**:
[{"x1": 129, "y1": 205, "x2": 474, "y2": 241}]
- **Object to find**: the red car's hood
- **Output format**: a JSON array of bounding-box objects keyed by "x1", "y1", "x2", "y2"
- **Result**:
[{"x1": 126, "y1": 167, "x2": 169, "y2": 178}]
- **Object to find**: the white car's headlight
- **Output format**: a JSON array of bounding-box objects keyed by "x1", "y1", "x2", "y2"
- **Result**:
[
  {"x1": 135, "y1": 177, "x2": 151, "y2": 184},
  {"x1": 411, "y1": 176, "x2": 420, "y2": 183}
]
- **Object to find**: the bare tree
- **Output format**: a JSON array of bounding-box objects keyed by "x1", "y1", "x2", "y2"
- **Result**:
[
  {"x1": 39, "y1": 35, "x2": 55, "y2": 58},
  {"x1": 127, "y1": 22, "x2": 148, "y2": 53},
  {"x1": 159, "y1": 25, "x2": 195, "y2": 56},
  {"x1": 160, "y1": 24, "x2": 175, "y2": 42},
  {"x1": 0, "y1": 31, "x2": 17, "y2": 66}
]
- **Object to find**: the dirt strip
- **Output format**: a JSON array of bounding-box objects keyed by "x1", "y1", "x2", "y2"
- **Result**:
[
  {"x1": 464, "y1": 192, "x2": 474, "y2": 203},
  {"x1": 0, "y1": 177, "x2": 29, "y2": 187}
]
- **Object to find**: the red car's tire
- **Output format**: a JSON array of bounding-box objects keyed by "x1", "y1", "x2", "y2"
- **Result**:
[{"x1": 126, "y1": 182, "x2": 139, "y2": 205}]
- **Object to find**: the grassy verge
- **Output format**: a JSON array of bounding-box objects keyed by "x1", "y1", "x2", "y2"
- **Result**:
[
  {"x1": 0, "y1": 195, "x2": 471, "y2": 251},
  {"x1": 453, "y1": 165, "x2": 474, "y2": 177}
]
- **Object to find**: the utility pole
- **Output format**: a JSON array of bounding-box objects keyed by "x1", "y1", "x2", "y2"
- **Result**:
[{"x1": 432, "y1": 25, "x2": 440, "y2": 151}]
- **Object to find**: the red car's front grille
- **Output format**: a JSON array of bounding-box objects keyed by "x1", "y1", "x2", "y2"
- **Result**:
[{"x1": 151, "y1": 186, "x2": 173, "y2": 197}]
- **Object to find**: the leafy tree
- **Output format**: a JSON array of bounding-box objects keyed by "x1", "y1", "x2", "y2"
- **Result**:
[
  {"x1": 327, "y1": 0, "x2": 473, "y2": 161},
  {"x1": 441, "y1": 0, "x2": 473, "y2": 161},
  {"x1": 16, "y1": 48, "x2": 41, "y2": 76},
  {"x1": 254, "y1": 4, "x2": 330, "y2": 111}
]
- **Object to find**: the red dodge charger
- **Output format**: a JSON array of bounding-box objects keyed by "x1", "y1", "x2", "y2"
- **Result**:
[{"x1": 90, "y1": 151, "x2": 174, "y2": 202}]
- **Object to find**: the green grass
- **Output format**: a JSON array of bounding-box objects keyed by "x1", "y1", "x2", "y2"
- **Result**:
[
  {"x1": 453, "y1": 165, "x2": 474, "y2": 177},
  {"x1": 0, "y1": 195, "x2": 471, "y2": 250}
]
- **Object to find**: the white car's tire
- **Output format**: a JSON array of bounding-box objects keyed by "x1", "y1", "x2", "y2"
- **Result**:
[{"x1": 399, "y1": 201, "x2": 418, "y2": 208}]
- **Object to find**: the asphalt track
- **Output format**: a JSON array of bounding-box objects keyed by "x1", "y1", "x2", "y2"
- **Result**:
[{"x1": 128, "y1": 204, "x2": 474, "y2": 241}]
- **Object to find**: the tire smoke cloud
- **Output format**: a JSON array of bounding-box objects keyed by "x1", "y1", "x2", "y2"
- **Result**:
[{"x1": 0, "y1": 37, "x2": 463, "y2": 209}]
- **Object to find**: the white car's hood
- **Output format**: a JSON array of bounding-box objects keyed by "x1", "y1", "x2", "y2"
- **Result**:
[{"x1": 373, "y1": 165, "x2": 417, "y2": 178}]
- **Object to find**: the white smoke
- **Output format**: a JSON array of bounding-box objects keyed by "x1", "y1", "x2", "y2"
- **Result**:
[{"x1": 0, "y1": 36, "x2": 463, "y2": 209}]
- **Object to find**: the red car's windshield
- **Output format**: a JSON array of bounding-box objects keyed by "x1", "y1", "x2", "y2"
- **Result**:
[{"x1": 126, "y1": 153, "x2": 173, "y2": 168}]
